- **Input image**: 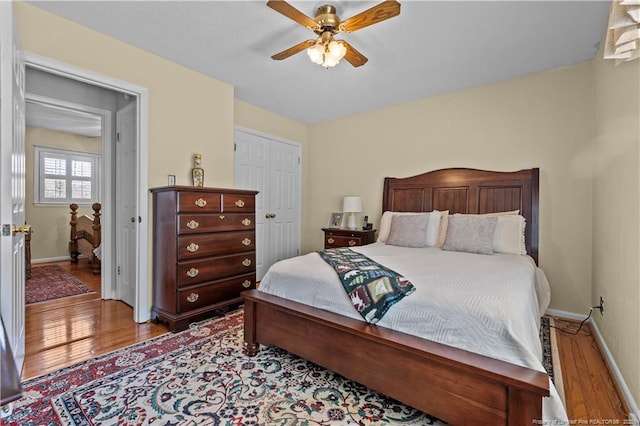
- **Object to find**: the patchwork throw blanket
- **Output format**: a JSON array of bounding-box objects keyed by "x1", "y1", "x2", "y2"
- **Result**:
[{"x1": 317, "y1": 248, "x2": 415, "y2": 323}]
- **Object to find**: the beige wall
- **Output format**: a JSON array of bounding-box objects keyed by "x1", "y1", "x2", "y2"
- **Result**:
[
  {"x1": 307, "y1": 63, "x2": 595, "y2": 314},
  {"x1": 593, "y1": 53, "x2": 640, "y2": 409},
  {"x1": 25, "y1": 126, "x2": 102, "y2": 260}
]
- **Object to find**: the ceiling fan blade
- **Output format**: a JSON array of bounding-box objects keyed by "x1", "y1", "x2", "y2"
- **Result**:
[
  {"x1": 341, "y1": 41, "x2": 368, "y2": 67},
  {"x1": 271, "y1": 39, "x2": 316, "y2": 60},
  {"x1": 340, "y1": 0, "x2": 401, "y2": 33},
  {"x1": 266, "y1": 0, "x2": 318, "y2": 30}
]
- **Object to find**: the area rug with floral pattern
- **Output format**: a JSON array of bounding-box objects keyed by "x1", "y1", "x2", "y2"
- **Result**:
[
  {"x1": 4, "y1": 310, "x2": 555, "y2": 425},
  {"x1": 25, "y1": 265, "x2": 95, "y2": 305},
  {"x1": 5, "y1": 310, "x2": 445, "y2": 425}
]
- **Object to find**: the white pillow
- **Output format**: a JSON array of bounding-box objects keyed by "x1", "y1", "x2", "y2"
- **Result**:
[
  {"x1": 492, "y1": 215, "x2": 527, "y2": 255},
  {"x1": 425, "y1": 211, "x2": 442, "y2": 246},
  {"x1": 378, "y1": 211, "x2": 442, "y2": 246}
]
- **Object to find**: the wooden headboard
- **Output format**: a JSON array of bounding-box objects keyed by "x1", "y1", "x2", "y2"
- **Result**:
[{"x1": 382, "y1": 168, "x2": 539, "y2": 264}]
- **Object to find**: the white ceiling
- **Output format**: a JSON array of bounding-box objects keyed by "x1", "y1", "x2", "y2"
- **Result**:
[
  {"x1": 26, "y1": 102, "x2": 102, "y2": 138},
  {"x1": 28, "y1": 1, "x2": 612, "y2": 124}
]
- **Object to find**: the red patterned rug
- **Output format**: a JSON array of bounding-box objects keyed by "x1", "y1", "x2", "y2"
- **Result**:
[
  {"x1": 25, "y1": 265, "x2": 95, "y2": 305},
  {"x1": 3, "y1": 311, "x2": 556, "y2": 425},
  {"x1": 4, "y1": 311, "x2": 444, "y2": 425}
]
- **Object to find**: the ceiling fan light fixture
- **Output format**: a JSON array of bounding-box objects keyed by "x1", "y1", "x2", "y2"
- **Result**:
[
  {"x1": 306, "y1": 36, "x2": 347, "y2": 68},
  {"x1": 306, "y1": 42, "x2": 325, "y2": 64},
  {"x1": 327, "y1": 40, "x2": 347, "y2": 60},
  {"x1": 267, "y1": 0, "x2": 400, "y2": 68}
]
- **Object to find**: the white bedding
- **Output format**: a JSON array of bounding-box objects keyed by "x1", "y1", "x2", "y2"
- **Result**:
[{"x1": 258, "y1": 242, "x2": 567, "y2": 422}]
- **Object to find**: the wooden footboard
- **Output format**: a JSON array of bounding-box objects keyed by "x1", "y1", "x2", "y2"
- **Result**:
[
  {"x1": 69, "y1": 202, "x2": 102, "y2": 275},
  {"x1": 242, "y1": 290, "x2": 549, "y2": 426}
]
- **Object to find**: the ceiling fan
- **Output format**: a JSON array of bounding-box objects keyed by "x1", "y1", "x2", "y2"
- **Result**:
[{"x1": 267, "y1": 0, "x2": 401, "y2": 68}]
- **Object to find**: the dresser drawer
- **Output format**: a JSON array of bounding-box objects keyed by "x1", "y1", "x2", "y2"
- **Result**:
[
  {"x1": 178, "y1": 274, "x2": 255, "y2": 313},
  {"x1": 325, "y1": 235, "x2": 362, "y2": 248},
  {"x1": 222, "y1": 193, "x2": 255, "y2": 212},
  {"x1": 177, "y1": 192, "x2": 222, "y2": 213},
  {"x1": 177, "y1": 231, "x2": 255, "y2": 260},
  {"x1": 177, "y1": 252, "x2": 256, "y2": 286},
  {"x1": 178, "y1": 214, "x2": 254, "y2": 234}
]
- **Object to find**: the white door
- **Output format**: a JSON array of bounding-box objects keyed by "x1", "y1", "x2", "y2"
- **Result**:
[
  {"x1": 234, "y1": 129, "x2": 301, "y2": 280},
  {"x1": 115, "y1": 102, "x2": 136, "y2": 307},
  {"x1": 268, "y1": 139, "x2": 300, "y2": 265},
  {"x1": 0, "y1": 1, "x2": 27, "y2": 369}
]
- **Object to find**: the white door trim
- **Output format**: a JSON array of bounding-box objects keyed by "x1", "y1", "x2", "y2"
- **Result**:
[
  {"x1": 24, "y1": 52, "x2": 150, "y2": 322},
  {"x1": 25, "y1": 93, "x2": 113, "y2": 297}
]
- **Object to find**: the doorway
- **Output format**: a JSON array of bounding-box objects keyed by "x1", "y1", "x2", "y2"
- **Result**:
[{"x1": 24, "y1": 52, "x2": 150, "y2": 322}]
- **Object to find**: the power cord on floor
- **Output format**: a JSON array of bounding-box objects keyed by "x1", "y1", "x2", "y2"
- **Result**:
[{"x1": 550, "y1": 306, "x2": 599, "y2": 335}]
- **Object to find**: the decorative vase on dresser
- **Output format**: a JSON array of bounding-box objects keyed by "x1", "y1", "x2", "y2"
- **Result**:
[{"x1": 150, "y1": 186, "x2": 258, "y2": 332}]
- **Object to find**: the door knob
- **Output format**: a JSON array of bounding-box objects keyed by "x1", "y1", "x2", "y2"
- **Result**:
[
  {"x1": 131, "y1": 217, "x2": 135, "y2": 223},
  {"x1": 12, "y1": 224, "x2": 31, "y2": 236}
]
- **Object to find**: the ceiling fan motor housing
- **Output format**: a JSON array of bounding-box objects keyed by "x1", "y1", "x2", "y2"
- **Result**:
[{"x1": 314, "y1": 5, "x2": 341, "y2": 33}]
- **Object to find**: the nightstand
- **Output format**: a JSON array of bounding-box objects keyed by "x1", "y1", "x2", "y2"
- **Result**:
[{"x1": 322, "y1": 228, "x2": 377, "y2": 249}]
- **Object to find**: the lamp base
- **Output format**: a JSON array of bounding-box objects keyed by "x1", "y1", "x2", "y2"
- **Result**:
[{"x1": 347, "y1": 213, "x2": 358, "y2": 230}]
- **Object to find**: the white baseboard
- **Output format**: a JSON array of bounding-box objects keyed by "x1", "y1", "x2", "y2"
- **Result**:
[
  {"x1": 32, "y1": 256, "x2": 71, "y2": 264},
  {"x1": 545, "y1": 308, "x2": 640, "y2": 421}
]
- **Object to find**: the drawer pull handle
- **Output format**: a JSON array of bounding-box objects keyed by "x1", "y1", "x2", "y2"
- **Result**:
[
  {"x1": 186, "y1": 220, "x2": 199, "y2": 230},
  {"x1": 186, "y1": 268, "x2": 199, "y2": 278},
  {"x1": 242, "y1": 238, "x2": 251, "y2": 246},
  {"x1": 242, "y1": 280, "x2": 252, "y2": 288},
  {"x1": 242, "y1": 258, "x2": 252, "y2": 267},
  {"x1": 242, "y1": 218, "x2": 251, "y2": 226},
  {"x1": 348, "y1": 240, "x2": 357, "y2": 246},
  {"x1": 186, "y1": 243, "x2": 199, "y2": 253},
  {"x1": 327, "y1": 237, "x2": 335, "y2": 244},
  {"x1": 219, "y1": 215, "x2": 225, "y2": 220},
  {"x1": 194, "y1": 198, "x2": 207, "y2": 208},
  {"x1": 187, "y1": 292, "x2": 199, "y2": 303},
  {"x1": 235, "y1": 199, "x2": 245, "y2": 208}
]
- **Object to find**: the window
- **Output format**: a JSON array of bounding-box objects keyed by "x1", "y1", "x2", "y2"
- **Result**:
[{"x1": 34, "y1": 146, "x2": 101, "y2": 205}]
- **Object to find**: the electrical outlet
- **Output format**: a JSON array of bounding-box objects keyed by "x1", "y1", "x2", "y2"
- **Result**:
[{"x1": 598, "y1": 296, "x2": 605, "y2": 316}]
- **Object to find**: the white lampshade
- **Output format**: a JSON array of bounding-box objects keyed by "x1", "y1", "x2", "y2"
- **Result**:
[
  {"x1": 342, "y1": 196, "x2": 362, "y2": 213},
  {"x1": 343, "y1": 196, "x2": 362, "y2": 230}
]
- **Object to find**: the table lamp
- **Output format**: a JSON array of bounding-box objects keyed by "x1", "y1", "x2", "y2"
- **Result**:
[{"x1": 343, "y1": 196, "x2": 362, "y2": 230}]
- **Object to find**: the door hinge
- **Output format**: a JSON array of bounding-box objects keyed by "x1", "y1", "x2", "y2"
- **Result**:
[
  {"x1": 298, "y1": 156, "x2": 300, "y2": 165},
  {"x1": 117, "y1": 266, "x2": 121, "y2": 275},
  {"x1": 2, "y1": 224, "x2": 10, "y2": 236},
  {"x1": 116, "y1": 132, "x2": 120, "y2": 142}
]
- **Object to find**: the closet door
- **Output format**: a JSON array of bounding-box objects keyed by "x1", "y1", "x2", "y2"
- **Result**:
[{"x1": 234, "y1": 129, "x2": 301, "y2": 280}]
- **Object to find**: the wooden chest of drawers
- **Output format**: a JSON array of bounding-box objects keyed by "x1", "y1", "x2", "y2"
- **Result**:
[{"x1": 150, "y1": 186, "x2": 258, "y2": 331}]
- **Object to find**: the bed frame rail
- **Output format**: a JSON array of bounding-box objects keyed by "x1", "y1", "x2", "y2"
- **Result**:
[{"x1": 243, "y1": 290, "x2": 549, "y2": 426}]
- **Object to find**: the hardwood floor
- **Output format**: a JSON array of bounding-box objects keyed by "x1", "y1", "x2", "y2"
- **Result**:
[
  {"x1": 23, "y1": 263, "x2": 631, "y2": 423},
  {"x1": 23, "y1": 260, "x2": 168, "y2": 380},
  {"x1": 551, "y1": 317, "x2": 630, "y2": 423}
]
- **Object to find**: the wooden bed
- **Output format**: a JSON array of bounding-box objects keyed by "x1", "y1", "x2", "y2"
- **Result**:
[
  {"x1": 243, "y1": 168, "x2": 548, "y2": 425},
  {"x1": 69, "y1": 202, "x2": 102, "y2": 275}
]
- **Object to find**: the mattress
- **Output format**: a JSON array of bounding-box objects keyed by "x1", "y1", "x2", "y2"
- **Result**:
[{"x1": 258, "y1": 242, "x2": 567, "y2": 422}]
